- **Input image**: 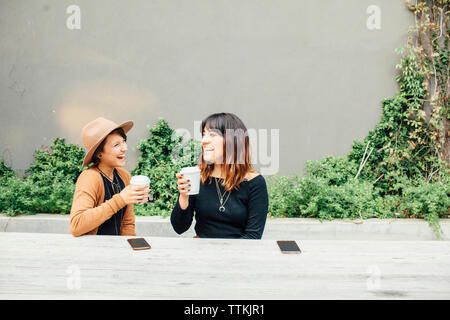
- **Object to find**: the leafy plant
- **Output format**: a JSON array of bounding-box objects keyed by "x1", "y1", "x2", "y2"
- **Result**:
[
  {"x1": 267, "y1": 164, "x2": 399, "y2": 221},
  {"x1": 399, "y1": 179, "x2": 450, "y2": 238},
  {"x1": 26, "y1": 137, "x2": 85, "y2": 184},
  {"x1": 132, "y1": 118, "x2": 202, "y2": 217},
  {"x1": 0, "y1": 138, "x2": 84, "y2": 215},
  {"x1": 0, "y1": 159, "x2": 15, "y2": 183},
  {"x1": 266, "y1": 175, "x2": 303, "y2": 217},
  {"x1": 305, "y1": 156, "x2": 359, "y2": 186}
]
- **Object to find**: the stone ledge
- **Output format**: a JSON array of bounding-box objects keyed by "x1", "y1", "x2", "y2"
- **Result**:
[{"x1": 1, "y1": 214, "x2": 448, "y2": 240}]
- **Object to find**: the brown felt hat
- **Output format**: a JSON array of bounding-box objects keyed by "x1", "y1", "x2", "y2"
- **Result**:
[{"x1": 81, "y1": 117, "x2": 133, "y2": 167}]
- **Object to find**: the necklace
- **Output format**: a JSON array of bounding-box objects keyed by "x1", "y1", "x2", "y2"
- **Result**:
[
  {"x1": 214, "y1": 177, "x2": 230, "y2": 213},
  {"x1": 97, "y1": 167, "x2": 114, "y2": 181},
  {"x1": 97, "y1": 167, "x2": 121, "y2": 194}
]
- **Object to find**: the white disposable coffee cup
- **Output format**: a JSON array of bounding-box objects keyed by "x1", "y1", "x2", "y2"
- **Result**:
[
  {"x1": 130, "y1": 175, "x2": 151, "y2": 200},
  {"x1": 180, "y1": 166, "x2": 201, "y2": 195}
]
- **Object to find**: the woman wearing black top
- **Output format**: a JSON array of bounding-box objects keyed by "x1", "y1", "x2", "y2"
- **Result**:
[{"x1": 170, "y1": 113, "x2": 269, "y2": 239}]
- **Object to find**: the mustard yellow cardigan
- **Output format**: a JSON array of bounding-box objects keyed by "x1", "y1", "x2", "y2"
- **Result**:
[{"x1": 70, "y1": 166, "x2": 136, "y2": 237}]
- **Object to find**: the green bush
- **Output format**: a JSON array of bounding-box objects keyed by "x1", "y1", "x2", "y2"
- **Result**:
[
  {"x1": 0, "y1": 177, "x2": 76, "y2": 216},
  {"x1": 304, "y1": 156, "x2": 359, "y2": 186},
  {"x1": 266, "y1": 175, "x2": 303, "y2": 217},
  {"x1": 132, "y1": 118, "x2": 202, "y2": 217},
  {"x1": 26, "y1": 137, "x2": 85, "y2": 184},
  {"x1": 267, "y1": 165, "x2": 400, "y2": 221},
  {"x1": 0, "y1": 159, "x2": 15, "y2": 183},
  {"x1": 399, "y1": 179, "x2": 450, "y2": 238},
  {"x1": 0, "y1": 138, "x2": 84, "y2": 216}
]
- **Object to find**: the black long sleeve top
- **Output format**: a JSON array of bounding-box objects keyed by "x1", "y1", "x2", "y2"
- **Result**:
[
  {"x1": 170, "y1": 175, "x2": 269, "y2": 239},
  {"x1": 97, "y1": 169, "x2": 126, "y2": 236}
]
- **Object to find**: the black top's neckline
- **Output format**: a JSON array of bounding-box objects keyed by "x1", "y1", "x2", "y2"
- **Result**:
[
  {"x1": 97, "y1": 169, "x2": 126, "y2": 236},
  {"x1": 96, "y1": 167, "x2": 117, "y2": 182},
  {"x1": 208, "y1": 175, "x2": 262, "y2": 183}
]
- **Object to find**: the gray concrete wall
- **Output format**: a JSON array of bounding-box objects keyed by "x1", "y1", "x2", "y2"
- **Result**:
[{"x1": 0, "y1": 0, "x2": 413, "y2": 176}]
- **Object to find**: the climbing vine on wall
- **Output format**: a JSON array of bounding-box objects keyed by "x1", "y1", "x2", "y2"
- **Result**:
[{"x1": 406, "y1": 0, "x2": 449, "y2": 167}]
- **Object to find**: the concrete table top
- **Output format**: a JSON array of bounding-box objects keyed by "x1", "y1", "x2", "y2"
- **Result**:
[{"x1": 1, "y1": 232, "x2": 449, "y2": 299}]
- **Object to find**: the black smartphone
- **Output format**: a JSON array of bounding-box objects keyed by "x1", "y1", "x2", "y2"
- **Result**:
[
  {"x1": 277, "y1": 240, "x2": 301, "y2": 254},
  {"x1": 127, "y1": 238, "x2": 151, "y2": 250}
]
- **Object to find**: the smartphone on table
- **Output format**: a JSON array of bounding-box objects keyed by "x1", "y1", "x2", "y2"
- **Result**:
[
  {"x1": 277, "y1": 240, "x2": 301, "y2": 254},
  {"x1": 127, "y1": 238, "x2": 151, "y2": 250}
]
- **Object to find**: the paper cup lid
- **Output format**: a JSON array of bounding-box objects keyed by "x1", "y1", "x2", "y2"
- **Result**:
[
  {"x1": 180, "y1": 166, "x2": 201, "y2": 174},
  {"x1": 130, "y1": 175, "x2": 150, "y2": 185}
]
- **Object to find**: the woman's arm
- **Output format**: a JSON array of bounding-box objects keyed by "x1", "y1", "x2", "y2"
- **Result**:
[
  {"x1": 240, "y1": 175, "x2": 269, "y2": 239},
  {"x1": 70, "y1": 170, "x2": 126, "y2": 237},
  {"x1": 120, "y1": 204, "x2": 136, "y2": 236},
  {"x1": 117, "y1": 168, "x2": 136, "y2": 236},
  {"x1": 170, "y1": 194, "x2": 195, "y2": 235}
]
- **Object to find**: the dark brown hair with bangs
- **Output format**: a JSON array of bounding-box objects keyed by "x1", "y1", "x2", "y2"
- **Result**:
[{"x1": 199, "y1": 112, "x2": 256, "y2": 191}]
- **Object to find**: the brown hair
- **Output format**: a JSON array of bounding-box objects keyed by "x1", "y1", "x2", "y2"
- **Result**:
[
  {"x1": 91, "y1": 128, "x2": 127, "y2": 167},
  {"x1": 199, "y1": 112, "x2": 256, "y2": 192}
]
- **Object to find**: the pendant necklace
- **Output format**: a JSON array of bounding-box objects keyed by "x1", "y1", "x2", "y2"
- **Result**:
[
  {"x1": 214, "y1": 177, "x2": 230, "y2": 213},
  {"x1": 97, "y1": 167, "x2": 121, "y2": 194}
]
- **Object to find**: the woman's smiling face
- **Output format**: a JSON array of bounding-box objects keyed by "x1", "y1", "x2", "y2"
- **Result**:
[
  {"x1": 202, "y1": 127, "x2": 224, "y2": 164},
  {"x1": 98, "y1": 133, "x2": 128, "y2": 167}
]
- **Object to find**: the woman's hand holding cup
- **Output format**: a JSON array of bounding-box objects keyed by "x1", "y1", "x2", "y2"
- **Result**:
[
  {"x1": 176, "y1": 173, "x2": 191, "y2": 194},
  {"x1": 176, "y1": 173, "x2": 190, "y2": 210},
  {"x1": 119, "y1": 184, "x2": 150, "y2": 205},
  {"x1": 176, "y1": 167, "x2": 200, "y2": 210}
]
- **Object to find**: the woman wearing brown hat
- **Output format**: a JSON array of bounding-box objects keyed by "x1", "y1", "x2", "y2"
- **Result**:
[{"x1": 70, "y1": 117, "x2": 150, "y2": 237}]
